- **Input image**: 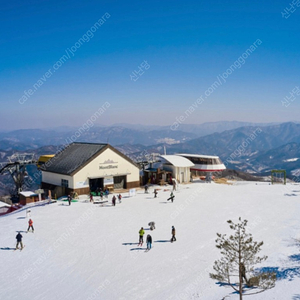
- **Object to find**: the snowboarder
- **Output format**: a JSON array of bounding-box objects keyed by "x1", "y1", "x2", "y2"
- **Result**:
[
  {"x1": 148, "y1": 221, "x2": 155, "y2": 230},
  {"x1": 27, "y1": 219, "x2": 34, "y2": 232},
  {"x1": 154, "y1": 189, "x2": 158, "y2": 198},
  {"x1": 16, "y1": 232, "x2": 23, "y2": 250},
  {"x1": 112, "y1": 195, "x2": 116, "y2": 206},
  {"x1": 144, "y1": 185, "x2": 149, "y2": 193},
  {"x1": 171, "y1": 226, "x2": 176, "y2": 242},
  {"x1": 167, "y1": 191, "x2": 175, "y2": 203},
  {"x1": 146, "y1": 234, "x2": 152, "y2": 250},
  {"x1": 68, "y1": 195, "x2": 71, "y2": 205},
  {"x1": 117, "y1": 194, "x2": 122, "y2": 203},
  {"x1": 139, "y1": 227, "x2": 145, "y2": 245}
]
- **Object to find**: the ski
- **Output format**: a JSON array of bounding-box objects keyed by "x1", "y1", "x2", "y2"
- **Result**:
[{"x1": 15, "y1": 245, "x2": 25, "y2": 251}]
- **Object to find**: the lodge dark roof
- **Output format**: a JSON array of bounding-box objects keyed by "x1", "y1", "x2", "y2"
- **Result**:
[{"x1": 41, "y1": 143, "x2": 138, "y2": 176}]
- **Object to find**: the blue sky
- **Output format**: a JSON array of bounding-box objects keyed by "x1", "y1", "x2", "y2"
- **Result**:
[{"x1": 1, "y1": 0, "x2": 300, "y2": 130}]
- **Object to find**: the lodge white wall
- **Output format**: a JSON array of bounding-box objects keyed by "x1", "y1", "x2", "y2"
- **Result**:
[
  {"x1": 73, "y1": 148, "x2": 139, "y2": 188},
  {"x1": 42, "y1": 172, "x2": 74, "y2": 188}
]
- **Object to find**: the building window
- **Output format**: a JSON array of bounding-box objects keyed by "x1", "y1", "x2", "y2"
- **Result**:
[{"x1": 61, "y1": 179, "x2": 69, "y2": 188}]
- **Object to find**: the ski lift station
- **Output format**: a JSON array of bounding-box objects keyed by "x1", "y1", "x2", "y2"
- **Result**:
[{"x1": 144, "y1": 154, "x2": 226, "y2": 184}]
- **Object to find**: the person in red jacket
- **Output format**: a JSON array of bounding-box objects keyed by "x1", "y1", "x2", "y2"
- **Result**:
[{"x1": 27, "y1": 219, "x2": 34, "y2": 233}]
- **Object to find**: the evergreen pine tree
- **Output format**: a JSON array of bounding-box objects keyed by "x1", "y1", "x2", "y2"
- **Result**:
[{"x1": 210, "y1": 218, "x2": 276, "y2": 299}]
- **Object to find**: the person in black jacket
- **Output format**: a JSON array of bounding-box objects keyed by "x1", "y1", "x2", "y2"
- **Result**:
[
  {"x1": 112, "y1": 195, "x2": 116, "y2": 206},
  {"x1": 171, "y1": 226, "x2": 176, "y2": 242},
  {"x1": 146, "y1": 234, "x2": 152, "y2": 250},
  {"x1": 16, "y1": 232, "x2": 23, "y2": 250}
]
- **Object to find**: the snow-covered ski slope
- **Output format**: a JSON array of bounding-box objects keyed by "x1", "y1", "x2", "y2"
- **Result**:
[{"x1": 1, "y1": 181, "x2": 300, "y2": 300}]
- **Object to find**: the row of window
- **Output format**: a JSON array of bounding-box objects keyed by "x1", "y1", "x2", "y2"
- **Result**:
[{"x1": 187, "y1": 157, "x2": 223, "y2": 165}]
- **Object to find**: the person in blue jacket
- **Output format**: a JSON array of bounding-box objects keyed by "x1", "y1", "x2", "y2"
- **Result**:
[{"x1": 146, "y1": 234, "x2": 152, "y2": 250}]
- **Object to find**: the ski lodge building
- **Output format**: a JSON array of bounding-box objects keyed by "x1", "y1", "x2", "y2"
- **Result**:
[{"x1": 41, "y1": 143, "x2": 140, "y2": 197}]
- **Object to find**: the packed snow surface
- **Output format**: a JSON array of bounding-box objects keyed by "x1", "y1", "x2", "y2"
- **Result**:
[{"x1": 1, "y1": 181, "x2": 300, "y2": 300}]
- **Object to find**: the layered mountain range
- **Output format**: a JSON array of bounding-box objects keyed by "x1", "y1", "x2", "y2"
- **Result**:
[{"x1": 0, "y1": 121, "x2": 300, "y2": 196}]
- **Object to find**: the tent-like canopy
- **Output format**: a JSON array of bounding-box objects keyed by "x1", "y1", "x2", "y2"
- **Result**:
[{"x1": 160, "y1": 155, "x2": 195, "y2": 167}]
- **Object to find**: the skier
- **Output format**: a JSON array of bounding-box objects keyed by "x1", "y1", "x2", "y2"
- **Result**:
[
  {"x1": 100, "y1": 191, "x2": 104, "y2": 201},
  {"x1": 26, "y1": 209, "x2": 31, "y2": 218},
  {"x1": 148, "y1": 221, "x2": 155, "y2": 230},
  {"x1": 117, "y1": 194, "x2": 122, "y2": 203},
  {"x1": 146, "y1": 234, "x2": 152, "y2": 250},
  {"x1": 105, "y1": 188, "x2": 109, "y2": 198},
  {"x1": 171, "y1": 226, "x2": 176, "y2": 242},
  {"x1": 154, "y1": 189, "x2": 158, "y2": 198},
  {"x1": 16, "y1": 232, "x2": 23, "y2": 250},
  {"x1": 139, "y1": 227, "x2": 145, "y2": 246},
  {"x1": 172, "y1": 180, "x2": 176, "y2": 191},
  {"x1": 167, "y1": 191, "x2": 175, "y2": 203},
  {"x1": 68, "y1": 195, "x2": 71, "y2": 205},
  {"x1": 90, "y1": 193, "x2": 93, "y2": 203},
  {"x1": 27, "y1": 219, "x2": 34, "y2": 232},
  {"x1": 144, "y1": 185, "x2": 149, "y2": 193},
  {"x1": 112, "y1": 195, "x2": 116, "y2": 206}
]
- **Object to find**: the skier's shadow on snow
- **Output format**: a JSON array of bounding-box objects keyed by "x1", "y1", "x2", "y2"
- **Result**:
[
  {"x1": 293, "y1": 295, "x2": 300, "y2": 300},
  {"x1": 159, "y1": 202, "x2": 169, "y2": 204},
  {"x1": 284, "y1": 193, "x2": 298, "y2": 196},
  {"x1": 122, "y1": 242, "x2": 139, "y2": 246},
  {"x1": 0, "y1": 247, "x2": 16, "y2": 251},
  {"x1": 154, "y1": 240, "x2": 170, "y2": 243},
  {"x1": 130, "y1": 247, "x2": 147, "y2": 251},
  {"x1": 15, "y1": 230, "x2": 27, "y2": 233},
  {"x1": 17, "y1": 217, "x2": 26, "y2": 219}
]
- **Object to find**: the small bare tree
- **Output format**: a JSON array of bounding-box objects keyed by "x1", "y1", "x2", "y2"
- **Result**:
[{"x1": 210, "y1": 218, "x2": 276, "y2": 299}]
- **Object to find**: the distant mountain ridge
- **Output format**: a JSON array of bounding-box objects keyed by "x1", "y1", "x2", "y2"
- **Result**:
[{"x1": 0, "y1": 121, "x2": 278, "y2": 151}]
